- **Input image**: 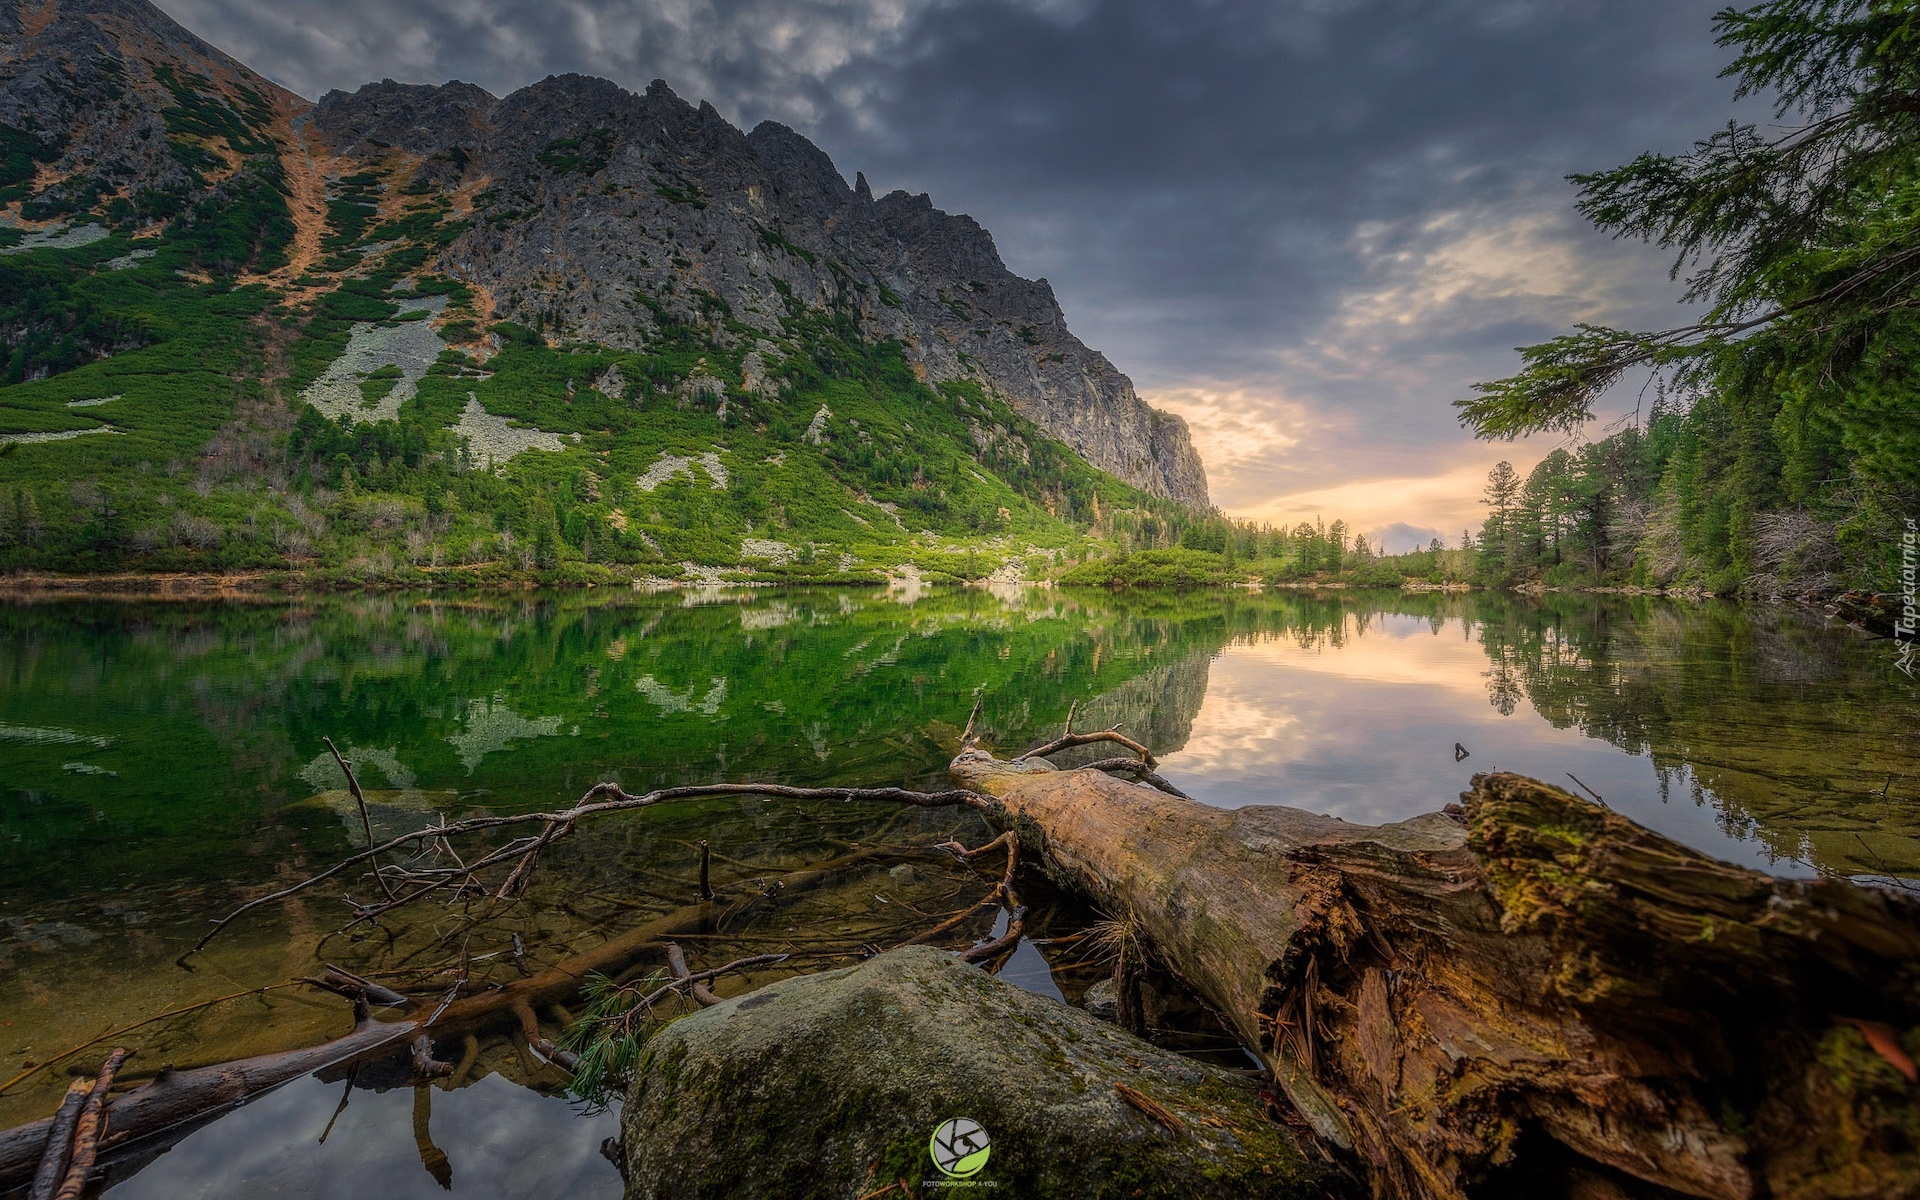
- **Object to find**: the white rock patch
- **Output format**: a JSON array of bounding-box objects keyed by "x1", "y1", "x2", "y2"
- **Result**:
[
  {"x1": 636, "y1": 675, "x2": 728, "y2": 716},
  {"x1": 66, "y1": 395, "x2": 121, "y2": 408},
  {"x1": 451, "y1": 394, "x2": 567, "y2": 471},
  {"x1": 1, "y1": 223, "x2": 110, "y2": 255},
  {"x1": 740, "y1": 342, "x2": 784, "y2": 397},
  {"x1": 803, "y1": 405, "x2": 831, "y2": 445},
  {"x1": 740, "y1": 601, "x2": 796, "y2": 630},
  {"x1": 104, "y1": 247, "x2": 157, "y2": 270},
  {"x1": 678, "y1": 374, "x2": 726, "y2": 405},
  {"x1": 0, "y1": 426, "x2": 119, "y2": 446},
  {"x1": 593, "y1": 363, "x2": 627, "y2": 400},
  {"x1": 300, "y1": 295, "x2": 448, "y2": 422},
  {"x1": 636, "y1": 450, "x2": 729, "y2": 492},
  {"x1": 862, "y1": 494, "x2": 906, "y2": 529},
  {"x1": 740, "y1": 538, "x2": 795, "y2": 565},
  {"x1": 0, "y1": 723, "x2": 112, "y2": 749},
  {"x1": 445, "y1": 697, "x2": 567, "y2": 775},
  {"x1": 298, "y1": 744, "x2": 415, "y2": 793}
]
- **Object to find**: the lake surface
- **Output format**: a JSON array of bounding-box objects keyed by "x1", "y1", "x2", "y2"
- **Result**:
[{"x1": 2, "y1": 586, "x2": 1915, "y2": 1197}]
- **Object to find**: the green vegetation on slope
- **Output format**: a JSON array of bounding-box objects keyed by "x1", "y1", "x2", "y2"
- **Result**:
[
  {"x1": 1458, "y1": 0, "x2": 1918, "y2": 599},
  {"x1": 0, "y1": 81, "x2": 1229, "y2": 583}
]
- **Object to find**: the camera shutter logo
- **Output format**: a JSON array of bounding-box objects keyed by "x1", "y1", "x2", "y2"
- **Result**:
[{"x1": 928, "y1": 1117, "x2": 991, "y2": 1179}]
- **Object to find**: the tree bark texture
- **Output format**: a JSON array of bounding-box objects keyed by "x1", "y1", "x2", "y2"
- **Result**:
[{"x1": 949, "y1": 751, "x2": 1920, "y2": 1200}]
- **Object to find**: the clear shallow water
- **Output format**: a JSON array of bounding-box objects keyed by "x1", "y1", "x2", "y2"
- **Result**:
[{"x1": 1, "y1": 586, "x2": 1914, "y2": 1197}]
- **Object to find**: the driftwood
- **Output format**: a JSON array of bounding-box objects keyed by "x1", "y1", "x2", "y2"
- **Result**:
[
  {"x1": 9, "y1": 712, "x2": 1920, "y2": 1200},
  {"x1": 950, "y1": 749, "x2": 1920, "y2": 1200},
  {"x1": 25, "y1": 1081, "x2": 87, "y2": 1200},
  {"x1": 0, "y1": 848, "x2": 902, "y2": 1190},
  {"x1": 49, "y1": 1049, "x2": 128, "y2": 1200}
]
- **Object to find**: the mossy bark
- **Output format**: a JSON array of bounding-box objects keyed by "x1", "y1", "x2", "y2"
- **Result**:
[{"x1": 949, "y1": 752, "x2": 1920, "y2": 1200}]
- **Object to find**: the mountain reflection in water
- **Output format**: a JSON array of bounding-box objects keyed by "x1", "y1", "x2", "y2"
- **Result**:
[{"x1": 1, "y1": 586, "x2": 1913, "y2": 1198}]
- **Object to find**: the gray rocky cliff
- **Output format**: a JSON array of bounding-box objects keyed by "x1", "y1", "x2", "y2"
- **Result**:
[
  {"x1": 312, "y1": 74, "x2": 1211, "y2": 508},
  {"x1": 0, "y1": 0, "x2": 301, "y2": 211}
]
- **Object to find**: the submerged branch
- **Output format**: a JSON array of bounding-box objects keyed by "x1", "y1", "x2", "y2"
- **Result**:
[
  {"x1": 187, "y1": 776, "x2": 985, "y2": 956},
  {"x1": 326, "y1": 737, "x2": 396, "y2": 903}
]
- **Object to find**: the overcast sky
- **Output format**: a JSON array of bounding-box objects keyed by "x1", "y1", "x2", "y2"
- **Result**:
[{"x1": 161, "y1": 0, "x2": 1748, "y2": 549}]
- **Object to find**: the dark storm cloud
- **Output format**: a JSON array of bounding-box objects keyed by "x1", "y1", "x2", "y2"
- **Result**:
[
  {"x1": 814, "y1": 0, "x2": 1746, "y2": 527},
  {"x1": 157, "y1": 0, "x2": 1749, "y2": 531}
]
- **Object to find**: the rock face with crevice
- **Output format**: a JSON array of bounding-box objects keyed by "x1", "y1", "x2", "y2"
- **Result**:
[
  {"x1": 0, "y1": 0, "x2": 300, "y2": 211},
  {"x1": 619, "y1": 945, "x2": 1322, "y2": 1199},
  {"x1": 311, "y1": 75, "x2": 1210, "y2": 508}
]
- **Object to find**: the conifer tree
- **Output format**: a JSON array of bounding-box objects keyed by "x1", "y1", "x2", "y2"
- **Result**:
[{"x1": 1459, "y1": 0, "x2": 1920, "y2": 510}]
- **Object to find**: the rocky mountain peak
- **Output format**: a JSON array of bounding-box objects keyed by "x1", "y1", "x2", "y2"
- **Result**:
[
  {"x1": 2, "y1": 0, "x2": 302, "y2": 213},
  {"x1": 310, "y1": 71, "x2": 1208, "y2": 505},
  {"x1": 311, "y1": 78, "x2": 494, "y2": 159},
  {"x1": 745, "y1": 120, "x2": 850, "y2": 212},
  {"x1": 4, "y1": 5, "x2": 1210, "y2": 509}
]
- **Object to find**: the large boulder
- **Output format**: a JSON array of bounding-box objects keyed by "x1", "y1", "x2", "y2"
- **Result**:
[{"x1": 620, "y1": 946, "x2": 1327, "y2": 1199}]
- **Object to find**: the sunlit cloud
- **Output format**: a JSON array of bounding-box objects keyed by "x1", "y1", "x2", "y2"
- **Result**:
[
  {"x1": 1140, "y1": 381, "x2": 1312, "y2": 473},
  {"x1": 1321, "y1": 196, "x2": 1674, "y2": 364},
  {"x1": 1139, "y1": 193, "x2": 1680, "y2": 531},
  {"x1": 1230, "y1": 450, "x2": 1549, "y2": 538}
]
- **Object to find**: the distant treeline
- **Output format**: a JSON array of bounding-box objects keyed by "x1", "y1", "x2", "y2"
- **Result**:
[
  {"x1": 1466, "y1": 388, "x2": 1895, "y2": 597},
  {"x1": 1064, "y1": 517, "x2": 1473, "y2": 589}
]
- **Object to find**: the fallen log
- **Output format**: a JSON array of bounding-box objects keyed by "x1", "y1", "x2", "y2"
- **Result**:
[
  {"x1": 11, "y1": 733, "x2": 1917, "y2": 1200},
  {"x1": 25, "y1": 1081, "x2": 87, "y2": 1200},
  {"x1": 949, "y1": 750, "x2": 1920, "y2": 1200}
]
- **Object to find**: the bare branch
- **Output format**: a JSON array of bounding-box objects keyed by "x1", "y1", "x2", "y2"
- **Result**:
[
  {"x1": 960, "y1": 696, "x2": 984, "y2": 749},
  {"x1": 1075, "y1": 757, "x2": 1193, "y2": 800},
  {"x1": 187, "y1": 775, "x2": 985, "y2": 956},
  {"x1": 665, "y1": 942, "x2": 720, "y2": 1007},
  {"x1": 326, "y1": 737, "x2": 396, "y2": 903},
  {"x1": 1015, "y1": 726, "x2": 1156, "y2": 766}
]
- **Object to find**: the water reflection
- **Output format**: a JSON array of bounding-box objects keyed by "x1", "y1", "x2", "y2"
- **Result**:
[
  {"x1": 1159, "y1": 616, "x2": 1790, "y2": 871},
  {"x1": 1138, "y1": 595, "x2": 1919, "y2": 879},
  {"x1": 1, "y1": 585, "x2": 1914, "y2": 1198},
  {"x1": 103, "y1": 1073, "x2": 620, "y2": 1200}
]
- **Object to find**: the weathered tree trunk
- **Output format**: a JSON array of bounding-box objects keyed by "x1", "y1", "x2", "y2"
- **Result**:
[
  {"x1": 950, "y1": 750, "x2": 1920, "y2": 1200},
  {"x1": 7, "y1": 757, "x2": 1918, "y2": 1200}
]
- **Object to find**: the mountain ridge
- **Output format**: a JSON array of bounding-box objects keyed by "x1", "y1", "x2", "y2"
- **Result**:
[
  {"x1": 0, "y1": 0, "x2": 1214, "y2": 585},
  {"x1": 303, "y1": 70, "x2": 1209, "y2": 507}
]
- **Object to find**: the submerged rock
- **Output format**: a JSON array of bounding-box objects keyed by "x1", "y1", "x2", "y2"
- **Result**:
[
  {"x1": 620, "y1": 945, "x2": 1325, "y2": 1199},
  {"x1": 1083, "y1": 976, "x2": 1120, "y2": 1021}
]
